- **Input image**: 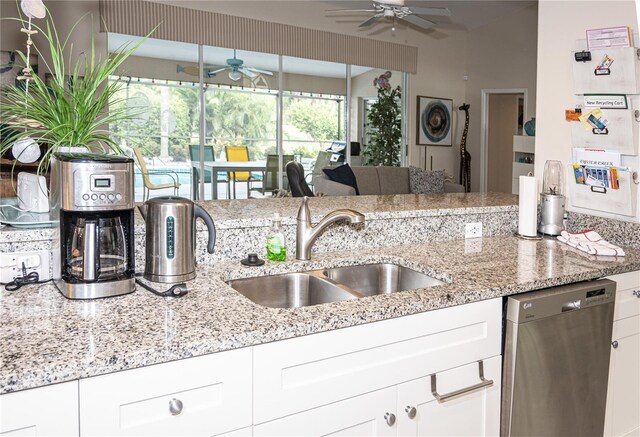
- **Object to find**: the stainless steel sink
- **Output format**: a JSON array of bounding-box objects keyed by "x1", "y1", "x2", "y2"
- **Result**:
[
  {"x1": 228, "y1": 273, "x2": 359, "y2": 309},
  {"x1": 322, "y1": 263, "x2": 444, "y2": 296}
]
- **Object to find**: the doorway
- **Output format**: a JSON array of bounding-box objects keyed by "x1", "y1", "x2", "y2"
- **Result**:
[{"x1": 480, "y1": 89, "x2": 528, "y2": 193}]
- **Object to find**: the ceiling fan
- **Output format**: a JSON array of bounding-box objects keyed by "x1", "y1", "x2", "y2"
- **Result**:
[
  {"x1": 327, "y1": 0, "x2": 451, "y2": 30},
  {"x1": 207, "y1": 49, "x2": 273, "y2": 81}
]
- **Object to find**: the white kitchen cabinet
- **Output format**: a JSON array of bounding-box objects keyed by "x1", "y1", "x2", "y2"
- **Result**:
[
  {"x1": 605, "y1": 271, "x2": 640, "y2": 437},
  {"x1": 0, "y1": 381, "x2": 79, "y2": 436},
  {"x1": 253, "y1": 298, "x2": 501, "y2": 424},
  {"x1": 253, "y1": 387, "x2": 397, "y2": 437},
  {"x1": 79, "y1": 347, "x2": 252, "y2": 437},
  {"x1": 397, "y1": 356, "x2": 501, "y2": 437}
]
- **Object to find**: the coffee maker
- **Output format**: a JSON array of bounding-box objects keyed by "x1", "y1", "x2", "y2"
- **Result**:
[{"x1": 51, "y1": 153, "x2": 136, "y2": 299}]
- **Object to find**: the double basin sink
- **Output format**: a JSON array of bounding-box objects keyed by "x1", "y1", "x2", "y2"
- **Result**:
[{"x1": 228, "y1": 263, "x2": 445, "y2": 308}]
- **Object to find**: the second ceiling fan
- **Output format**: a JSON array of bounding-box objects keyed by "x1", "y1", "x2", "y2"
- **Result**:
[
  {"x1": 207, "y1": 49, "x2": 273, "y2": 81},
  {"x1": 327, "y1": 0, "x2": 451, "y2": 30}
]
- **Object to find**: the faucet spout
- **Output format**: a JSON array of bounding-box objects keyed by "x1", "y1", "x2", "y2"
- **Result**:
[{"x1": 296, "y1": 197, "x2": 365, "y2": 261}]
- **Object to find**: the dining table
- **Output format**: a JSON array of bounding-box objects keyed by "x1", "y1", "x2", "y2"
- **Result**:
[{"x1": 192, "y1": 160, "x2": 267, "y2": 200}]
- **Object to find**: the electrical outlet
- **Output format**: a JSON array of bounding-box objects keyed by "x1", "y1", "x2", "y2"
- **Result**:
[
  {"x1": 465, "y1": 222, "x2": 483, "y2": 239},
  {"x1": 0, "y1": 250, "x2": 50, "y2": 283}
]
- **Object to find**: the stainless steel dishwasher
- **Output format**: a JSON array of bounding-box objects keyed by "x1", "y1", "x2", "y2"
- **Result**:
[{"x1": 501, "y1": 279, "x2": 616, "y2": 437}]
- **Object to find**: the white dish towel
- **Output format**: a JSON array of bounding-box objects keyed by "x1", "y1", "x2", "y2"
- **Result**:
[{"x1": 557, "y1": 230, "x2": 626, "y2": 257}]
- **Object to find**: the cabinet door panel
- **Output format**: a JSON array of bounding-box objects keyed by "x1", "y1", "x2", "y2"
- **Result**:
[
  {"x1": 253, "y1": 387, "x2": 396, "y2": 437},
  {"x1": 605, "y1": 316, "x2": 640, "y2": 437},
  {"x1": 0, "y1": 382, "x2": 79, "y2": 437},
  {"x1": 254, "y1": 298, "x2": 501, "y2": 423},
  {"x1": 608, "y1": 271, "x2": 640, "y2": 321},
  {"x1": 79, "y1": 348, "x2": 252, "y2": 436},
  {"x1": 397, "y1": 356, "x2": 501, "y2": 437}
]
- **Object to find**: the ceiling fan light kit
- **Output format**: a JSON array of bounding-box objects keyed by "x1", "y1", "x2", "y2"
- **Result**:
[{"x1": 228, "y1": 70, "x2": 242, "y2": 81}]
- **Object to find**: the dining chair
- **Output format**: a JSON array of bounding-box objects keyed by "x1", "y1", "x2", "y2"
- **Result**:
[
  {"x1": 224, "y1": 145, "x2": 262, "y2": 199},
  {"x1": 263, "y1": 154, "x2": 295, "y2": 195},
  {"x1": 307, "y1": 150, "x2": 334, "y2": 188},
  {"x1": 132, "y1": 146, "x2": 181, "y2": 201},
  {"x1": 189, "y1": 145, "x2": 230, "y2": 200}
]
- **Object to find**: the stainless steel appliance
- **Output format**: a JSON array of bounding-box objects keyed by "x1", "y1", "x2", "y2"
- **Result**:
[
  {"x1": 501, "y1": 279, "x2": 616, "y2": 437},
  {"x1": 139, "y1": 196, "x2": 216, "y2": 283},
  {"x1": 51, "y1": 153, "x2": 135, "y2": 299},
  {"x1": 538, "y1": 160, "x2": 566, "y2": 236}
]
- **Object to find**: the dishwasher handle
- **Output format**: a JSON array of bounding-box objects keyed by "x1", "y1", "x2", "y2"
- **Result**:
[{"x1": 431, "y1": 360, "x2": 494, "y2": 403}]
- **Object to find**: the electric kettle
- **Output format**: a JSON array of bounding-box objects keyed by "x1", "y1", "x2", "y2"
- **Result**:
[{"x1": 139, "y1": 196, "x2": 216, "y2": 283}]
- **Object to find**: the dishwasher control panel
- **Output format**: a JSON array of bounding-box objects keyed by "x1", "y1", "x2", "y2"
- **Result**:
[{"x1": 506, "y1": 279, "x2": 616, "y2": 323}]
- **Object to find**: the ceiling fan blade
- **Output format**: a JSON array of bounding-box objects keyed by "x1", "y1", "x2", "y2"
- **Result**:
[
  {"x1": 239, "y1": 68, "x2": 257, "y2": 78},
  {"x1": 246, "y1": 67, "x2": 274, "y2": 76},
  {"x1": 326, "y1": 8, "x2": 378, "y2": 13},
  {"x1": 409, "y1": 6, "x2": 451, "y2": 17},
  {"x1": 401, "y1": 14, "x2": 435, "y2": 30},
  {"x1": 359, "y1": 14, "x2": 384, "y2": 28},
  {"x1": 208, "y1": 67, "x2": 228, "y2": 75}
]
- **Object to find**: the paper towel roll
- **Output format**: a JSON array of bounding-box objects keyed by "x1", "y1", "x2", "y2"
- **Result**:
[{"x1": 518, "y1": 175, "x2": 538, "y2": 237}]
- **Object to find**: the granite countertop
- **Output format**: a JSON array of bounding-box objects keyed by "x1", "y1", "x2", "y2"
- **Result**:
[
  {"x1": 2, "y1": 234, "x2": 639, "y2": 394},
  {"x1": 0, "y1": 192, "x2": 518, "y2": 242}
]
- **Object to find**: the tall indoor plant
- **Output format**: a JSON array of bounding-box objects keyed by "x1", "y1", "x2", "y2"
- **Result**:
[
  {"x1": 0, "y1": 6, "x2": 147, "y2": 174},
  {"x1": 363, "y1": 71, "x2": 401, "y2": 167}
]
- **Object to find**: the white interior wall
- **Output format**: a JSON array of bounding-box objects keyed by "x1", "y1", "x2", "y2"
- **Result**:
[
  {"x1": 464, "y1": 3, "x2": 538, "y2": 191},
  {"x1": 535, "y1": 0, "x2": 639, "y2": 221}
]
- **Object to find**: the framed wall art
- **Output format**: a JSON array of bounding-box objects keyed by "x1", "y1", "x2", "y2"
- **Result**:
[{"x1": 417, "y1": 96, "x2": 453, "y2": 146}]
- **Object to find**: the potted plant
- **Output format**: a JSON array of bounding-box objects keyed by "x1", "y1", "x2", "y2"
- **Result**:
[
  {"x1": 0, "y1": 6, "x2": 147, "y2": 176},
  {"x1": 363, "y1": 71, "x2": 401, "y2": 167}
]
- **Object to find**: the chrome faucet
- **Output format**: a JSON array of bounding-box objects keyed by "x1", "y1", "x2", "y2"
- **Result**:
[{"x1": 296, "y1": 196, "x2": 365, "y2": 260}]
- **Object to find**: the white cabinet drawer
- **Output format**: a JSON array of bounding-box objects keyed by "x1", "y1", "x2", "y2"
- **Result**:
[
  {"x1": 253, "y1": 387, "x2": 397, "y2": 437},
  {"x1": 0, "y1": 381, "x2": 79, "y2": 437},
  {"x1": 608, "y1": 271, "x2": 640, "y2": 321},
  {"x1": 253, "y1": 298, "x2": 501, "y2": 424},
  {"x1": 79, "y1": 347, "x2": 252, "y2": 436}
]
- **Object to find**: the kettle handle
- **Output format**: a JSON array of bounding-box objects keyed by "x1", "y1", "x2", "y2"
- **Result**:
[{"x1": 194, "y1": 204, "x2": 216, "y2": 254}]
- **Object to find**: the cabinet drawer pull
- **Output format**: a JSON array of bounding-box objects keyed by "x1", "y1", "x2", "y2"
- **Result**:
[
  {"x1": 612, "y1": 340, "x2": 619, "y2": 349},
  {"x1": 169, "y1": 398, "x2": 183, "y2": 415},
  {"x1": 632, "y1": 290, "x2": 640, "y2": 298},
  {"x1": 431, "y1": 360, "x2": 494, "y2": 403}
]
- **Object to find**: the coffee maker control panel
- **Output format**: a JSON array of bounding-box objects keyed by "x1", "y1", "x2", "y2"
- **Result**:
[
  {"x1": 56, "y1": 158, "x2": 134, "y2": 212},
  {"x1": 73, "y1": 169, "x2": 133, "y2": 210}
]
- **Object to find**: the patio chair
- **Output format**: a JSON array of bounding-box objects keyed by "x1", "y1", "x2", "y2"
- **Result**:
[
  {"x1": 189, "y1": 145, "x2": 230, "y2": 200},
  {"x1": 263, "y1": 154, "x2": 295, "y2": 195},
  {"x1": 307, "y1": 150, "x2": 334, "y2": 187},
  {"x1": 224, "y1": 145, "x2": 262, "y2": 199},
  {"x1": 132, "y1": 146, "x2": 180, "y2": 201}
]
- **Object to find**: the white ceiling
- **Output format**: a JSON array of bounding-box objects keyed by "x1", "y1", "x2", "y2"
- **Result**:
[{"x1": 108, "y1": 33, "x2": 374, "y2": 78}]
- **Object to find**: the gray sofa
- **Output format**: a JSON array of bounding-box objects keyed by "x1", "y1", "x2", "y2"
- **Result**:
[{"x1": 314, "y1": 166, "x2": 465, "y2": 196}]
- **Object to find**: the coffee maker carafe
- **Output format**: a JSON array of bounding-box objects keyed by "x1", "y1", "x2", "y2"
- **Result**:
[{"x1": 52, "y1": 153, "x2": 135, "y2": 299}]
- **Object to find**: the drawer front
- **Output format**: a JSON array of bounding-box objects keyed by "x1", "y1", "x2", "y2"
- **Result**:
[
  {"x1": 0, "y1": 381, "x2": 79, "y2": 437},
  {"x1": 79, "y1": 348, "x2": 252, "y2": 436},
  {"x1": 253, "y1": 298, "x2": 501, "y2": 423},
  {"x1": 608, "y1": 271, "x2": 640, "y2": 321},
  {"x1": 253, "y1": 387, "x2": 397, "y2": 437}
]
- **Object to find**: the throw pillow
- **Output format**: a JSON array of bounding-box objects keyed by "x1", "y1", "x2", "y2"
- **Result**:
[
  {"x1": 409, "y1": 166, "x2": 445, "y2": 194},
  {"x1": 323, "y1": 164, "x2": 360, "y2": 195}
]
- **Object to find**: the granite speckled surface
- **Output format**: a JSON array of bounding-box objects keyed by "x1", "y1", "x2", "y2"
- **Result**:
[
  {"x1": 566, "y1": 212, "x2": 640, "y2": 249},
  {"x1": 2, "y1": 234, "x2": 639, "y2": 394}
]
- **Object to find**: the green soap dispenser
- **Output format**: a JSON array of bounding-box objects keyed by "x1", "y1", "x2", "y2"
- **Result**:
[{"x1": 266, "y1": 213, "x2": 287, "y2": 261}]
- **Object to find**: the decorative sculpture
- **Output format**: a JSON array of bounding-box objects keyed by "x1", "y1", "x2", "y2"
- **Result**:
[{"x1": 458, "y1": 103, "x2": 471, "y2": 192}]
